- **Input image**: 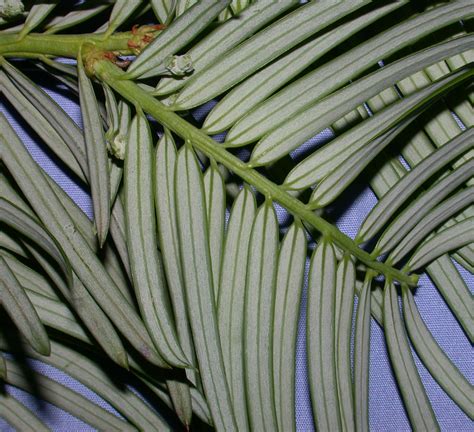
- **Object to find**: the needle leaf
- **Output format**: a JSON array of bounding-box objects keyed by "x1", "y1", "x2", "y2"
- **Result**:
[
  {"x1": 0, "y1": 254, "x2": 50, "y2": 355},
  {"x1": 217, "y1": 186, "x2": 255, "y2": 431},
  {"x1": 402, "y1": 288, "x2": 474, "y2": 419},
  {"x1": 307, "y1": 239, "x2": 341, "y2": 431},
  {"x1": 125, "y1": 0, "x2": 231, "y2": 79},
  {"x1": 124, "y1": 110, "x2": 188, "y2": 367},
  {"x1": 273, "y1": 221, "x2": 306, "y2": 432},
  {"x1": 155, "y1": 130, "x2": 198, "y2": 383},
  {"x1": 244, "y1": 201, "x2": 279, "y2": 431},
  {"x1": 77, "y1": 54, "x2": 111, "y2": 246},
  {"x1": 383, "y1": 282, "x2": 439, "y2": 431},
  {"x1": 0, "y1": 113, "x2": 164, "y2": 367},
  {"x1": 173, "y1": 0, "x2": 369, "y2": 110},
  {"x1": 335, "y1": 256, "x2": 356, "y2": 431},
  {"x1": 175, "y1": 145, "x2": 236, "y2": 430},
  {"x1": 408, "y1": 218, "x2": 474, "y2": 271},
  {"x1": 353, "y1": 273, "x2": 373, "y2": 432},
  {"x1": 203, "y1": 164, "x2": 225, "y2": 301}
]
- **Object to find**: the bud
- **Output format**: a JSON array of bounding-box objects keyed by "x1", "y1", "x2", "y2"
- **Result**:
[
  {"x1": 110, "y1": 134, "x2": 127, "y2": 160},
  {"x1": 165, "y1": 54, "x2": 194, "y2": 77},
  {"x1": 0, "y1": 0, "x2": 24, "y2": 19}
]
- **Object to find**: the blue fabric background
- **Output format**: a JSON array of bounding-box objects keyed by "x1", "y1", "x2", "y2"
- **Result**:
[{"x1": 0, "y1": 77, "x2": 472, "y2": 431}]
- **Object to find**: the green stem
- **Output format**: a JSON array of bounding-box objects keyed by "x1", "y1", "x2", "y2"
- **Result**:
[
  {"x1": 0, "y1": 32, "x2": 133, "y2": 58},
  {"x1": 94, "y1": 59, "x2": 418, "y2": 287}
]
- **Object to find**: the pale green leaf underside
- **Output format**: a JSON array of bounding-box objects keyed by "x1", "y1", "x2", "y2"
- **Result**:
[
  {"x1": 175, "y1": 0, "x2": 199, "y2": 18},
  {"x1": 0, "y1": 171, "x2": 36, "y2": 219},
  {"x1": 1, "y1": 246, "x2": 131, "y2": 365},
  {"x1": 203, "y1": 164, "x2": 225, "y2": 301},
  {"x1": 0, "y1": 197, "x2": 72, "y2": 286},
  {"x1": 376, "y1": 161, "x2": 473, "y2": 256},
  {"x1": 0, "y1": 231, "x2": 27, "y2": 258},
  {"x1": 273, "y1": 222, "x2": 306, "y2": 432},
  {"x1": 44, "y1": 3, "x2": 111, "y2": 34},
  {"x1": 172, "y1": 0, "x2": 369, "y2": 110},
  {"x1": 0, "y1": 70, "x2": 86, "y2": 182},
  {"x1": 26, "y1": 340, "x2": 171, "y2": 430},
  {"x1": 353, "y1": 273, "x2": 373, "y2": 432},
  {"x1": 1, "y1": 60, "x2": 88, "y2": 178},
  {"x1": 18, "y1": 1, "x2": 59, "y2": 39},
  {"x1": 155, "y1": 0, "x2": 296, "y2": 96},
  {"x1": 0, "y1": 1, "x2": 472, "y2": 429},
  {"x1": 105, "y1": 0, "x2": 142, "y2": 38},
  {"x1": 368, "y1": 152, "x2": 474, "y2": 343},
  {"x1": 124, "y1": 111, "x2": 188, "y2": 367},
  {"x1": 3, "y1": 358, "x2": 137, "y2": 432},
  {"x1": 125, "y1": 0, "x2": 231, "y2": 79},
  {"x1": 402, "y1": 289, "x2": 474, "y2": 419},
  {"x1": 388, "y1": 188, "x2": 473, "y2": 264},
  {"x1": 0, "y1": 255, "x2": 91, "y2": 344},
  {"x1": 78, "y1": 55, "x2": 111, "y2": 246},
  {"x1": 150, "y1": 0, "x2": 175, "y2": 24},
  {"x1": 203, "y1": 1, "x2": 405, "y2": 135},
  {"x1": 384, "y1": 282, "x2": 439, "y2": 431},
  {"x1": 0, "y1": 392, "x2": 49, "y2": 432},
  {"x1": 0, "y1": 114, "x2": 164, "y2": 367},
  {"x1": 358, "y1": 127, "x2": 473, "y2": 242},
  {"x1": 175, "y1": 146, "x2": 236, "y2": 431},
  {"x1": 251, "y1": 35, "x2": 474, "y2": 167},
  {"x1": 225, "y1": 0, "x2": 473, "y2": 147},
  {"x1": 103, "y1": 82, "x2": 120, "y2": 139},
  {"x1": 23, "y1": 245, "x2": 129, "y2": 368},
  {"x1": 307, "y1": 240, "x2": 341, "y2": 431},
  {"x1": 0, "y1": 250, "x2": 58, "y2": 300},
  {"x1": 408, "y1": 218, "x2": 474, "y2": 271},
  {"x1": 1, "y1": 196, "x2": 128, "y2": 367},
  {"x1": 0, "y1": 254, "x2": 50, "y2": 356},
  {"x1": 285, "y1": 68, "x2": 472, "y2": 191},
  {"x1": 309, "y1": 119, "x2": 412, "y2": 208},
  {"x1": 244, "y1": 202, "x2": 279, "y2": 432},
  {"x1": 335, "y1": 256, "x2": 356, "y2": 431},
  {"x1": 155, "y1": 130, "x2": 198, "y2": 383},
  {"x1": 217, "y1": 186, "x2": 255, "y2": 432}
]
